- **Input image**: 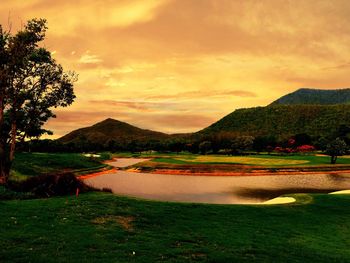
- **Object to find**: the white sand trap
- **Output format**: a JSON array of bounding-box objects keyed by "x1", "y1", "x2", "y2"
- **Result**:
[
  {"x1": 329, "y1": 190, "x2": 350, "y2": 195},
  {"x1": 83, "y1": 154, "x2": 101, "y2": 158},
  {"x1": 262, "y1": 197, "x2": 296, "y2": 205}
]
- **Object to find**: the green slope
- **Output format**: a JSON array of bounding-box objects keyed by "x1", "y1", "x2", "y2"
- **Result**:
[{"x1": 201, "y1": 104, "x2": 350, "y2": 139}]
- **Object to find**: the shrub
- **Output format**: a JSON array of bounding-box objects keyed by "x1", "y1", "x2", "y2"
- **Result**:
[
  {"x1": 9, "y1": 173, "x2": 92, "y2": 198},
  {"x1": 296, "y1": 145, "x2": 315, "y2": 153}
]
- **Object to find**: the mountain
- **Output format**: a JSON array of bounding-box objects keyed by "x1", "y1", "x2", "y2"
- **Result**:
[
  {"x1": 60, "y1": 88, "x2": 350, "y2": 145},
  {"x1": 200, "y1": 104, "x2": 350, "y2": 139},
  {"x1": 58, "y1": 118, "x2": 170, "y2": 144},
  {"x1": 271, "y1": 88, "x2": 350, "y2": 105}
]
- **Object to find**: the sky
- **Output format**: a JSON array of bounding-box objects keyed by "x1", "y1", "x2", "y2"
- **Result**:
[{"x1": 1, "y1": 0, "x2": 350, "y2": 137}]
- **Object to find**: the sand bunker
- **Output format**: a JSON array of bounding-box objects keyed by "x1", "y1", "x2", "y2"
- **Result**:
[
  {"x1": 83, "y1": 154, "x2": 101, "y2": 158},
  {"x1": 262, "y1": 197, "x2": 296, "y2": 205},
  {"x1": 329, "y1": 190, "x2": 350, "y2": 195}
]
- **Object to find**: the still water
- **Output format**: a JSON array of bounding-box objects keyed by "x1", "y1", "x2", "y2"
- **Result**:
[{"x1": 85, "y1": 158, "x2": 350, "y2": 204}]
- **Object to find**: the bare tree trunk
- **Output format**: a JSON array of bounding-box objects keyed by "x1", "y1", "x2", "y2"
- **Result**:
[
  {"x1": 9, "y1": 122, "x2": 16, "y2": 162},
  {"x1": 0, "y1": 139, "x2": 11, "y2": 185},
  {"x1": 0, "y1": 156, "x2": 10, "y2": 185},
  {"x1": 0, "y1": 94, "x2": 3, "y2": 126},
  {"x1": 331, "y1": 155, "x2": 337, "y2": 164},
  {"x1": 0, "y1": 94, "x2": 8, "y2": 184}
]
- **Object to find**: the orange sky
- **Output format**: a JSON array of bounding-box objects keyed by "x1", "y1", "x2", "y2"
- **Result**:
[{"x1": 2, "y1": 0, "x2": 350, "y2": 137}]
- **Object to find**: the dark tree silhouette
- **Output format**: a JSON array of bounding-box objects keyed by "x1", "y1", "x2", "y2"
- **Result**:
[
  {"x1": 0, "y1": 19, "x2": 76, "y2": 184},
  {"x1": 199, "y1": 141, "x2": 212, "y2": 155},
  {"x1": 325, "y1": 138, "x2": 347, "y2": 164}
]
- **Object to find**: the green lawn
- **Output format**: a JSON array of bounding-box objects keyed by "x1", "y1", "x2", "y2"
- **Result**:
[
  {"x1": 150, "y1": 153, "x2": 350, "y2": 167},
  {"x1": 11, "y1": 152, "x2": 110, "y2": 181},
  {"x1": 112, "y1": 151, "x2": 194, "y2": 158},
  {"x1": 1, "y1": 192, "x2": 350, "y2": 262}
]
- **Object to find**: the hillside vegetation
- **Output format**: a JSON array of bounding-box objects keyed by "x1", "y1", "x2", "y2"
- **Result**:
[
  {"x1": 59, "y1": 118, "x2": 170, "y2": 145},
  {"x1": 201, "y1": 104, "x2": 350, "y2": 139},
  {"x1": 271, "y1": 88, "x2": 350, "y2": 105}
]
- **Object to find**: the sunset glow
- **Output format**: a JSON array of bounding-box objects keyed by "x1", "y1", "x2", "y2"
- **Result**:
[{"x1": 2, "y1": 0, "x2": 350, "y2": 137}]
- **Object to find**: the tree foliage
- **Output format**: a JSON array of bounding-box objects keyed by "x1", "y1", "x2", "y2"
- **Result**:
[
  {"x1": 199, "y1": 141, "x2": 212, "y2": 155},
  {"x1": 0, "y1": 19, "x2": 76, "y2": 183},
  {"x1": 230, "y1": 136, "x2": 254, "y2": 155},
  {"x1": 325, "y1": 138, "x2": 348, "y2": 164}
]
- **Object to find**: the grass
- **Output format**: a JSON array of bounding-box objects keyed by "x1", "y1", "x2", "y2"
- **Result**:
[
  {"x1": 2, "y1": 151, "x2": 350, "y2": 261},
  {"x1": 1, "y1": 192, "x2": 350, "y2": 262},
  {"x1": 112, "y1": 151, "x2": 194, "y2": 158},
  {"x1": 148, "y1": 153, "x2": 350, "y2": 167},
  {"x1": 0, "y1": 186, "x2": 34, "y2": 200},
  {"x1": 11, "y1": 152, "x2": 110, "y2": 181}
]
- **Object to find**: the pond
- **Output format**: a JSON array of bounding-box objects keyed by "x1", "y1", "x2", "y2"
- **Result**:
[{"x1": 85, "y1": 158, "x2": 350, "y2": 204}]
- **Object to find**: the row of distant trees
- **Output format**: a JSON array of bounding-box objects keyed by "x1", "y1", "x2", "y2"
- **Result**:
[{"x1": 18, "y1": 131, "x2": 349, "y2": 157}]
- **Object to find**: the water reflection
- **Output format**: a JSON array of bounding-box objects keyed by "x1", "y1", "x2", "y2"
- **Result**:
[{"x1": 86, "y1": 159, "x2": 350, "y2": 204}]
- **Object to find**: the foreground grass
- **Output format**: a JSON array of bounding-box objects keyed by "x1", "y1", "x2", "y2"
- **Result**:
[
  {"x1": 11, "y1": 153, "x2": 110, "y2": 181},
  {"x1": 1, "y1": 192, "x2": 350, "y2": 262}
]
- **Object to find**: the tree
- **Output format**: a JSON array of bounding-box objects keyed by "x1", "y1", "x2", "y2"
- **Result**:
[
  {"x1": 315, "y1": 136, "x2": 329, "y2": 151},
  {"x1": 293, "y1": 133, "x2": 312, "y2": 146},
  {"x1": 230, "y1": 136, "x2": 254, "y2": 155},
  {"x1": 0, "y1": 19, "x2": 76, "y2": 184},
  {"x1": 127, "y1": 140, "x2": 142, "y2": 153},
  {"x1": 325, "y1": 138, "x2": 347, "y2": 164},
  {"x1": 168, "y1": 139, "x2": 185, "y2": 154},
  {"x1": 199, "y1": 141, "x2": 212, "y2": 155},
  {"x1": 253, "y1": 135, "x2": 277, "y2": 153}
]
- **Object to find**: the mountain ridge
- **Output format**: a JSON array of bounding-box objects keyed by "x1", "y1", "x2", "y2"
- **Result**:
[{"x1": 271, "y1": 88, "x2": 350, "y2": 105}]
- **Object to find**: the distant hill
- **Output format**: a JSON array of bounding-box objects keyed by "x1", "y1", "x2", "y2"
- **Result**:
[
  {"x1": 199, "y1": 104, "x2": 350, "y2": 139},
  {"x1": 271, "y1": 88, "x2": 350, "y2": 105},
  {"x1": 58, "y1": 118, "x2": 170, "y2": 145},
  {"x1": 59, "y1": 89, "x2": 350, "y2": 146}
]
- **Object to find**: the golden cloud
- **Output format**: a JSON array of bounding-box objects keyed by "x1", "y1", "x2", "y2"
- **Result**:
[{"x1": 2, "y1": 0, "x2": 350, "y2": 136}]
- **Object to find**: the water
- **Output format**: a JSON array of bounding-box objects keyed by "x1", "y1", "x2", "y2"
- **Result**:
[{"x1": 85, "y1": 158, "x2": 350, "y2": 204}]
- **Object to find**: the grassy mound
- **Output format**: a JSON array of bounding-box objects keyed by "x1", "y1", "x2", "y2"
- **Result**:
[{"x1": 11, "y1": 152, "x2": 110, "y2": 181}]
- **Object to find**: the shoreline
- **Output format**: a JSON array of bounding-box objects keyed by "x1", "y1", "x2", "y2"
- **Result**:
[
  {"x1": 137, "y1": 168, "x2": 350, "y2": 177},
  {"x1": 85, "y1": 157, "x2": 350, "y2": 178}
]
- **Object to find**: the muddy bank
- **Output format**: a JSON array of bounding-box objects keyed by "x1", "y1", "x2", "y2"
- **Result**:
[{"x1": 131, "y1": 160, "x2": 350, "y2": 177}]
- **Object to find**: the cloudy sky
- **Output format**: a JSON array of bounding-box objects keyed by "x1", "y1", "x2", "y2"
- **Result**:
[{"x1": 1, "y1": 0, "x2": 350, "y2": 137}]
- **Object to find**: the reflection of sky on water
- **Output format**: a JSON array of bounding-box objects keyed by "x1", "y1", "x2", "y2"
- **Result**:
[{"x1": 86, "y1": 159, "x2": 350, "y2": 204}]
